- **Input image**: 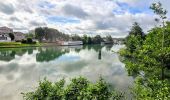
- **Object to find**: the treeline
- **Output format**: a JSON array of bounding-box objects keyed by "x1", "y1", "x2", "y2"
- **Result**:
[
  {"x1": 71, "y1": 34, "x2": 113, "y2": 44},
  {"x1": 120, "y1": 2, "x2": 170, "y2": 100},
  {"x1": 27, "y1": 27, "x2": 114, "y2": 44}
]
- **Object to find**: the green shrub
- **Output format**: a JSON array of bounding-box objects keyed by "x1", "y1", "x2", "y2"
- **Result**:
[
  {"x1": 27, "y1": 38, "x2": 33, "y2": 43},
  {"x1": 21, "y1": 39, "x2": 27, "y2": 44},
  {"x1": 22, "y1": 77, "x2": 123, "y2": 100}
]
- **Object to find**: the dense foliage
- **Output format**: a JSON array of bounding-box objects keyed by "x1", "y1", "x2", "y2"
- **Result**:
[
  {"x1": 22, "y1": 77, "x2": 123, "y2": 100},
  {"x1": 119, "y1": 2, "x2": 170, "y2": 100},
  {"x1": 34, "y1": 27, "x2": 114, "y2": 44},
  {"x1": 21, "y1": 38, "x2": 36, "y2": 44},
  {"x1": 8, "y1": 33, "x2": 15, "y2": 41}
]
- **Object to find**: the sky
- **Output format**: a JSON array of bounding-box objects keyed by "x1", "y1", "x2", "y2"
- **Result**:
[{"x1": 0, "y1": 0, "x2": 170, "y2": 37}]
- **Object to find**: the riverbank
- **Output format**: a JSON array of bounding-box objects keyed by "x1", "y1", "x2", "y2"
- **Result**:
[{"x1": 0, "y1": 42, "x2": 46, "y2": 48}]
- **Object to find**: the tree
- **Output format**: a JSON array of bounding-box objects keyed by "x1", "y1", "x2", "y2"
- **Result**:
[
  {"x1": 106, "y1": 35, "x2": 113, "y2": 42},
  {"x1": 82, "y1": 35, "x2": 88, "y2": 44},
  {"x1": 129, "y1": 22, "x2": 144, "y2": 38},
  {"x1": 35, "y1": 27, "x2": 45, "y2": 42},
  {"x1": 87, "y1": 36, "x2": 92, "y2": 44},
  {"x1": 8, "y1": 33, "x2": 15, "y2": 41},
  {"x1": 125, "y1": 22, "x2": 144, "y2": 53},
  {"x1": 119, "y1": 2, "x2": 170, "y2": 100},
  {"x1": 25, "y1": 33, "x2": 35, "y2": 38},
  {"x1": 150, "y1": 2, "x2": 168, "y2": 81},
  {"x1": 71, "y1": 34, "x2": 82, "y2": 41},
  {"x1": 92, "y1": 35, "x2": 103, "y2": 44}
]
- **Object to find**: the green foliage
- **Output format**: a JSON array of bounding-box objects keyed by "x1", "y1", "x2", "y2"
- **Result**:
[
  {"x1": 92, "y1": 35, "x2": 104, "y2": 44},
  {"x1": 105, "y1": 35, "x2": 113, "y2": 42},
  {"x1": 8, "y1": 33, "x2": 15, "y2": 41},
  {"x1": 21, "y1": 39, "x2": 27, "y2": 44},
  {"x1": 82, "y1": 35, "x2": 92, "y2": 44},
  {"x1": 27, "y1": 38, "x2": 33, "y2": 43},
  {"x1": 119, "y1": 2, "x2": 170, "y2": 100},
  {"x1": 21, "y1": 38, "x2": 36, "y2": 44},
  {"x1": 22, "y1": 77, "x2": 123, "y2": 100},
  {"x1": 71, "y1": 34, "x2": 82, "y2": 41},
  {"x1": 25, "y1": 33, "x2": 35, "y2": 38},
  {"x1": 35, "y1": 27, "x2": 45, "y2": 42},
  {"x1": 129, "y1": 22, "x2": 144, "y2": 38},
  {"x1": 150, "y1": 2, "x2": 167, "y2": 20}
]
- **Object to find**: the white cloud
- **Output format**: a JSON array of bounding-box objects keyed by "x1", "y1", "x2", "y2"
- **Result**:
[{"x1": 0, "y1": 0, "x2": 169, "y2": 36}]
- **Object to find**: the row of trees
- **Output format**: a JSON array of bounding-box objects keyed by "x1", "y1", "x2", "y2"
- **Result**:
[
  {"x1": 120, "y1": 2, "x2": 170, "y2": 100},
  {"x1": 34, "y1": 27, "x2": 114, "y2": 44}
]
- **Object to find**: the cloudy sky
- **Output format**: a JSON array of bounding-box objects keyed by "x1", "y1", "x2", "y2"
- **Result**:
[{"x1": 0, "y1": 0, "x2": 170, "y2": 37}]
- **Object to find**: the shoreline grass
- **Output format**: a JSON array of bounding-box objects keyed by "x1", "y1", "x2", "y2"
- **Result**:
[{"x1": 0, "y1": 42, "x2": 45, "y2": 48}]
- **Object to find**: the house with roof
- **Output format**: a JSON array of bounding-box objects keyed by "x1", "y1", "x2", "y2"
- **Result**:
[{"x1": 0, "y1": 26, "x2": 13, "y2": 42}]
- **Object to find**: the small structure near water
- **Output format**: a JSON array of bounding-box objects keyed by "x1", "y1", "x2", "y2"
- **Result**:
[{"x1": 60, "y1": 41, "x2": 83, "y2": 46}]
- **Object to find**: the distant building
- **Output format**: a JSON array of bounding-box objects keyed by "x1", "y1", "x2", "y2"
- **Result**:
[
  {"x1": 60, "y1": 41, "x2": 83, "y2": 46},
  {"x1": 0, "y1": 33, "x2": 11, "y2": 42},
  {"x1": 14, "y1": 32, "x2": 25, "y2": 41},
  {"x1": 0, "y1": 26, "x2": 13, "y2": 42},
  {"x1": 112, "y1": 38, "x2": 125, "y2": 44}
]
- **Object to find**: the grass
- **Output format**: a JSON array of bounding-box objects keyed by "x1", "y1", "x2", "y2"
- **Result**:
[{"x1": 0, "y1": 42, "x2": 44, "y2": 48}]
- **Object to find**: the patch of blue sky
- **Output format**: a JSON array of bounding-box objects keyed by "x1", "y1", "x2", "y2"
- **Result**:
[
  {"x1": 47, "y1": 16, "x2": 80, "y2": 24},
  {"x1": 38, "y1": 1, "x2": 56, "y2": 9},
  {"x1": 115, "y1": 2, "x2": 152, "y2": 14}
]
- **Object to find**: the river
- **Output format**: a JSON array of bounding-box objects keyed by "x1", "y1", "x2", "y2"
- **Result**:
[{"x1": 0, "y1": 45, "x2": 133, "y2": 100}]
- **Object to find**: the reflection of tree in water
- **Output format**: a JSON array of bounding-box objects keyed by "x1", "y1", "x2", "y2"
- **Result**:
[
  {"x1": 0, "y1": 50, "x2": 15, "y2": 61},
  {"x1": 36, "y1": 47, "x2": 69, "y2": 62},
  {"x1": 98, "y1": 50, "x2": 101, "y2": 60},
  {"x1": 0, "y1": 48, "x2": 35, "y2": 61},
  {"x1": 105, "y1": 45, "x2": 113, "y2": 51},
  {"x1": 83, "y1": 45, "x2": 105, "y2": 60},
  {"x1": 83, "y1": 45, "x2": 104, "y2": 52}
]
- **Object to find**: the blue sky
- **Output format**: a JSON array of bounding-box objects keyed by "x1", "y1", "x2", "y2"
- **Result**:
[{"x1": 0, "y1": 0, "x2": 169, "y2": 37}]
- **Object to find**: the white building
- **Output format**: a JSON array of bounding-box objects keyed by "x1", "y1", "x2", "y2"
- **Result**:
[
  {"x1": 0, "y1": 34, "x2": 11, "y2": 42},
  {"x1": 61, "y1": 41, "x2": 83, "y2": 46},
  {"x1": 0, "y1": 26, "x2": 13, "y2": 42}
]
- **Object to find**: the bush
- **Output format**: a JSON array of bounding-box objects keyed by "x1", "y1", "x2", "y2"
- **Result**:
[
  {"x1": 21, "y1": 39, "x2": 27, "y2": 44},
  {"x1": 15, "y1": 40, "x2": 22, "y2": 42},
  {"x1": 22, "y1": 77, "x2": 124, "y2": 100},
  {"x1": 27, "y1": 38, "x2": 33, "y2": 43},
  {"x1": 21, "y1": 38, "x2": 36, "y2": 44}
]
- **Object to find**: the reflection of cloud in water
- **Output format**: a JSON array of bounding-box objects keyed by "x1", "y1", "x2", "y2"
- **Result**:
[{"x1": 0, "y1": 45, "x2": 133, "y2": 100}]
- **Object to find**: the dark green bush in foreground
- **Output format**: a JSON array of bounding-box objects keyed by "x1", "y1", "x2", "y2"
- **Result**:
[
  {"x1": 22, "y1": 77, "x2": 123, "y2": 100},
  {"x1": 21, "y1": 38, "x2": 36, "y2": 44}
]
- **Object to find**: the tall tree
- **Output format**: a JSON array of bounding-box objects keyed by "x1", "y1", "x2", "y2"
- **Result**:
[
  {"x1": 150, "y1": 2, "x2": 167, "y2": 82},
  {"x1": 35, "y1": 27, "x2": 45, "y2": 42},
  {"x1": 8, "y1": 33, "x2": 15, "y2": 41},
  {"x1": 105, "y1": 35, "x2": 113, "y2": 42},
  {"x1": 93, "y1": 35, "x2": 103, "y2": 44},
  {"x1": 129, "y1": 22, "x2": 144, "y2": 38}
]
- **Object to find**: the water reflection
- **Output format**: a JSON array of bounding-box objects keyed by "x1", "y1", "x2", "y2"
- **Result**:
[{"x1": 0, "y1": 45, "x2": 133, "y2": 100}]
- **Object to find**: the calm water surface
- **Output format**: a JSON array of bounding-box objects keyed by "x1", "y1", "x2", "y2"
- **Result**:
[{"x1": 0, "y1": 45, "x2": 133, "y2": 100}]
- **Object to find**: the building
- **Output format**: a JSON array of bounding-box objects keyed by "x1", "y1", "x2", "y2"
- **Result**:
[
  {"x1": 0, "y1": 26, "x2": 13, "y2": 42},
  {"x1": 112, "y1": 38, "x2": 125, "y2": 44},
  {"x1": 14, "y1": 32, "x2": 25, "y2": 41},
  {"x1": 0, "y1": 33, "x2": 11, "y2": 42},
  {"x1": 60, "y1": 41, "x2": 83, "y2": 46}
]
